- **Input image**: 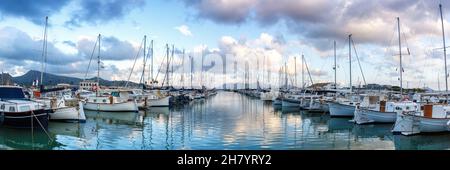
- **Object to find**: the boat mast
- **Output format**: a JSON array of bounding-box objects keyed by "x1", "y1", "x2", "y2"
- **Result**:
[
  {"x1": 150, "y1": 40, "x2": 154, "y2": 88},
  {"x1": 294, "y1": 56, "x2": 297, "y2": 88},
  {"x1": 165, "y1": 44, "x2": 170, "y2": 88},
  {"x1": 334, "y1": 40, "x2": 337, "y2": 89},
  {"x1": 97, "y1": 34, "x2": 101, "y2": 97},
  {"x1": 141, "y1": 35, "x2": 147, "y2": 87},
  {"x1": 397, "y1": 17, "x2": 403, "y2": 96},
  {"x1": 349, "y1": 34, "x2": 352, "y2": 93},
  {"x1": 302, "y1": 54, "x2": 305, "y2": 89},
  {"x1": 171, "y1": 45, "x2": 174, "y2": 88},
  {"x1": 40, "y1": 16, "x2": 48, "y2": 87},
  {"x1": 284, "y1": 62, "x2": 288, "y2": 89},
  {"x1": 440, "y1": 4, "x2": 448, "y2": 101},
  {"x1": 181, "y1": 49, "x2": 185, "y2": 89}
]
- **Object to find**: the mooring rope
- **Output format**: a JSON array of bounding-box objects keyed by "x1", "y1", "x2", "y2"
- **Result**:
[{"x1": 30, "y1": 110, "x2": 53, "y2": 142}]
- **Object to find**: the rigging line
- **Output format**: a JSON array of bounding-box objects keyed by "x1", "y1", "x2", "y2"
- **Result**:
[
  {"x1": 83, "y1": 38, "x2": 98, "y2": 81},
  {"x1": 154, "y1": 48, "x2": 167, "y2": 86},
  {"x1": 125, "y1": 37, "x2": 145, "y2": 88},
  {"x1": 351, "y1": 38, "x2": 367, "y2": 86},
  {"x1": 303, "y1": 56, "x2": 314, "y2": 85}
]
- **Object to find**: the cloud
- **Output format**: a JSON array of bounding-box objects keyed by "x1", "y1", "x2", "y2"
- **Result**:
[
  {"x1": 0, "y1": 27, "x2": 79, "y2": 65},
  {"x1": 182, "y1": 0, "x2": 447, "y2": 49},
  {"x1": 0, "y1": 26, "x2": 140, "y2": 80},
  {"x1": 182, "y1": 0, "x2": 257, "y2": 24},
  {"x1": 65, "y1": 0, "x2": 145, "y2": 27},
  {"x1": 0, "y1": 0, "x2": 71, "y2": 25},
  {"x1": 175, "y1": 25, "x2": 193, "y2": 36},
  {"x1": 76, "y1": 35, "x2": 139, "y2": 61}
]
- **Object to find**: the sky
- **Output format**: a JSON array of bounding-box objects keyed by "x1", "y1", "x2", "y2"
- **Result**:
[{"x1": 1, "y1": 0, "x2": 450, "y2": 90}]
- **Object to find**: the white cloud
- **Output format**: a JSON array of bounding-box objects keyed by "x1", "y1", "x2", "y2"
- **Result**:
[{"x1": 175, "y1": 25, "x2": 193, "y2": 36}]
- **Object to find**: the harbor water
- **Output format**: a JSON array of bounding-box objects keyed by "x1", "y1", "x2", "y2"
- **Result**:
[{"x1": 1, "y1": 91, "x2": 450, "y2": 150}]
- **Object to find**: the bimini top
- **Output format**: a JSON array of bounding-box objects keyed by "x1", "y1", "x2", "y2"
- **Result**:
[{"x1": 0, "y1": 86, "x2": 25, "y2": 99}]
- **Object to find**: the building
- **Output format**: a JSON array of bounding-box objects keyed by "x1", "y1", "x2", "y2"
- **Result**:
[{"x1": 79, "y1": 81, "x2": 98, "y2": 91}]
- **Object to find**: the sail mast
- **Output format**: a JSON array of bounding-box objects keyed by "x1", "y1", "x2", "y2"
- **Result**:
[
  {"x1": 165, "y1": 44, "x2": 170, "y2": 88},
  {"x1": 440, "y1": 4, "x2": 448, "y2": 101},
  {"x1": 397, "y1": 17, "x2": 403, "y2": 96},
  {"x1": 349, "y1": 34, "x2": 352, "y2": 92},
  {"x1": 294, "y1": 56, "x2": 297, "y2": 88},
  {"x1": 150, "y1": 40, "x2": 154, "y2": 88},
  {"x1": 182, "y1": 49, "x2": 185, "y2": 89},
  {"x1": 302, "y1": 54, "x2": 305, "y2": 89},
  {"x1": 40, "y1": 16, "x2": 48, "y2": 87},
  {"x1": 334, "y1": 41, "x2": 337, "y2": 89},
  {"x1": 97, "y1": 34, "x2": 101, "y2": 97},
  {"x1": 141, "y1": 35, "x2": 147, "y2": 87}
]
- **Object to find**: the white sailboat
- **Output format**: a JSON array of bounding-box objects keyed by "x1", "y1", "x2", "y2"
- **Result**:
[
  {"x1": 34, "y1": 16, "x2": 86, "y2": 123},
  {"x1": 393, "y1": 4, "x2": 450, "y2": 135},
  {"x1": 329, "y1": 34, "x2": 360, "y2": 117},
  {"x1": 82, "y1": 34, "x2": 138, "y2": 113}
]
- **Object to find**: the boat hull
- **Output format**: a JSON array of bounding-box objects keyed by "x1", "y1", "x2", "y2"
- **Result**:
[
  {"x1": 328, "y1": 102, "x2": 355, "y2": 117},
  {"x1": 49, "y1": 105, "x2": 86, "y2": 123},
  {"x1": 282, "y1": 100, "x2": 300, "y2": 107},
  {"x1": 354, "y1": 108, "x2": 395, "y2": 124},
  {"x1": 2, "y1": 109, "x2": 50, "y2": 129},
  {"x1": 418, "y1": 117, "x2": 450, "y2": 133},
  {"x1": 148, "y1": 96, "x2": 170, "y2": 107},
  {"x1": 83, "y1": 101, "x2": 138, "y2": 112}
]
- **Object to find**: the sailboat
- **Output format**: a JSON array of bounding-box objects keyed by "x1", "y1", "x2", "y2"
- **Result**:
[
  {"x1": 328, "y1": 34, "x2": 363, "y2": 117},
  {"x1": 31, "y1": 16, "x2": 86, "y2": 123},
  {"x1": 352, "y1": 18, "x2": 418, "y2": 124},
  {"x1": 393, "y1": 5, "x2": 450, "y2": 135},
  {"x1": 82, "y1": 34, "x2": 139, "y2": 112}
]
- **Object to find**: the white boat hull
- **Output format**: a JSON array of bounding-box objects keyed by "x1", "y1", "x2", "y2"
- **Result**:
[
  {"x1": 353, "y1": 108, "x2": 395, "y2": 124},
  {"x1": 418, "y1": 117, "x2": 450, "y2": 133},
  {"x1": 392, "y1": 113, "x2": 420, "y2": 135},
  {"x1": 83, "y1": 101, "x2": 138, "y2": 112},
  {"x1": 148, "y1": 96, "x2": 170, "y2": 107},
  {"x1": 49, "y1": 106, "x2": 86, "y2": 122},
  {"x1": 328, "y1": 102, "x2": 355, "y2": 117}
]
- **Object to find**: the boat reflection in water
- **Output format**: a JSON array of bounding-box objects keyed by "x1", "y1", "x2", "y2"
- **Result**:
[
  {"x1": 2, "y1": 91, "x2": 450, "y2": 150},
  {"x1": 0, "y1": 127, "x2": 61, "y2": 150},
  {"x1": 393, "y1": 134, "x2": 450, "y2": 150},
  {"x1": 84, "y1": 110, "x2": 143, "y2": 125}
]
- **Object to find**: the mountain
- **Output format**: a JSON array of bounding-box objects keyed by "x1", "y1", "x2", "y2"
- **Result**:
[
  {"x1": 0, "y1": 72, "x2": 14, "y2": 85},
  {"x1": 10, "y1": 70, "x2": 140, "y2": 87}
]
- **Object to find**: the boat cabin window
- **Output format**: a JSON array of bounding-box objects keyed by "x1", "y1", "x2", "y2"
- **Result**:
[
  {"x1": 103, "y1": 99, "x2": 107, "y2": 103},
  {"x1": 0, "y1": 104, "x2": 4, "y2": 110},
  {"x1": 19, "y1": 106, "x2": 30, "y2": 112},
  {"x1": 111, "y1": 92, "x2": 120, "y2": 97},
  {"x1": 93, "y1": 99, "x2": 97, "y2": 102},
  {"x1": 9, "y1": 106, "x2": 15, "y2": 112}
]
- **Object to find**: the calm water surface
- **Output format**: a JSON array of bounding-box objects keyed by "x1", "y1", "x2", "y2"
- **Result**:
[{"x1": 1, "y1": 91, "x2": 450, "y2": 150}]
